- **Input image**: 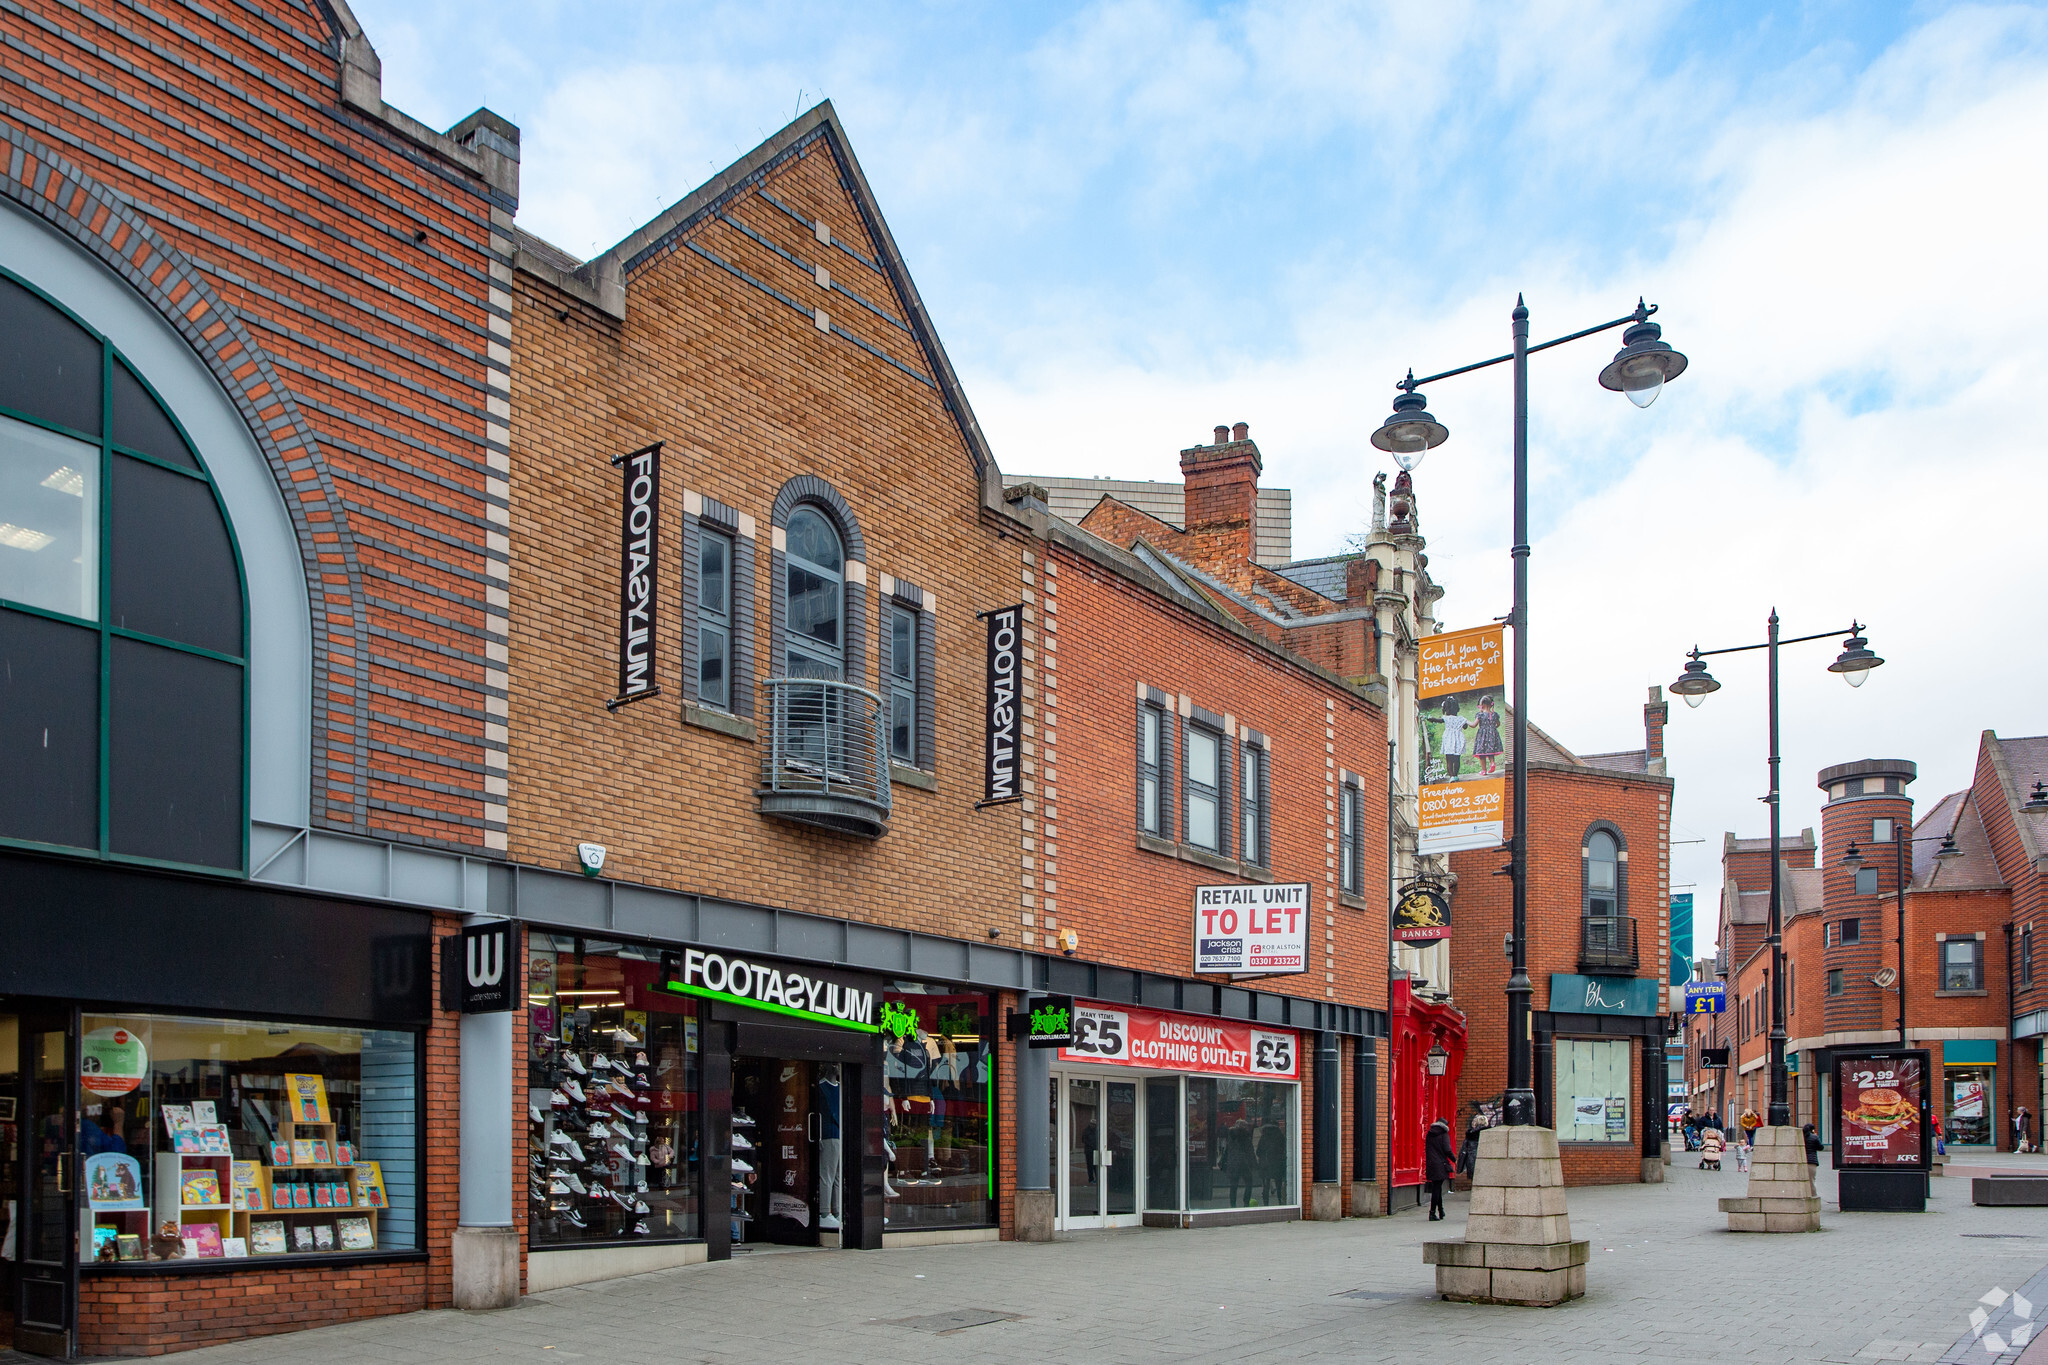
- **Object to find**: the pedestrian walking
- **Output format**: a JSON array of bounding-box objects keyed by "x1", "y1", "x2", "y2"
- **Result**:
[
  {"x1": 1739, "y1": 1107, "x2": 1762, "y2": 1148},
  {"x1": 2014, "y1": 1105, "x2": 2034, "y2": 1154},
  {"x1": 1801, "y1": 1123, "x2": 1821, "y2": 1166},
  {"x1": 1424, "y1": 1118, "x2": 1455, "y2": 1221},
  {"x1": 1933, "y1": 1113, "x2": 1946, "y2": 1157}
]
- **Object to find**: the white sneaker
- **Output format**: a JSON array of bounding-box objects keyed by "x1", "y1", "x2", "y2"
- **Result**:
[
  {"x1": 730, "y1": 1157, "x2": 755, "y2": 1174},
  {"x1": 565, "y1": 1054, "x2": 589, "y2": 1076},
  {"x1": 529, "y1": 1105, "x2": 546, "y2": 1126},
  {"x1": 731, "y1": 1132, "x2": 754, "y2": 1151},
  {"x1": 615, "y1": 1027, "x2": 642, "y2": 1045},
  {"x1": 561, "y1": 1172, "x2": 587, "y2": 1195},
  {"x1": 560, "y1": 1077, "x2": 586, "y2": 1103},
  {"x1": 587, "y1": 1120, "x2": 613, "y2": 1141}
]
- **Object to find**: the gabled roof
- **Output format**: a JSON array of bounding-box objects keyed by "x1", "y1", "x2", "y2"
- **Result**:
[
  {"x1": 511, "y1": 101, "x2": 998, "y2": 490},
  {"x1": 1986, "y1": 732, "x2": 2048, "y2": 869},
  {"x1": 1910, "y1": 788, "x2": 2006, "y2": 892}
]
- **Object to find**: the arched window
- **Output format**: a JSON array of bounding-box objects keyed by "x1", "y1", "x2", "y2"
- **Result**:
[
  {"x1": 0, "y1": 271, "x2": 245, "y2": 871},
  {"x1": 1586, "y1": 830, "x2": 1619, "y2": 919},
  {"x1": 784, "y1": 504, "x2": 843, "y2": 679}
]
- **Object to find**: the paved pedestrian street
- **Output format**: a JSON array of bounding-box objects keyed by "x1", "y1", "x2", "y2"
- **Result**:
[{"x1": 157, "y1": 1155, "x2": 2048, "y2": 1365}]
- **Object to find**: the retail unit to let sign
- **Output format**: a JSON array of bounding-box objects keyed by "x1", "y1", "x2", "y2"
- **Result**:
[
  {"x1": 1416, "y1": 624, "x2": 1506, "y2": 854},
  {"x1": 1060, "y1": 1003, "x2": 1298, "y2": 1079},
  {"x1": 1193, "y1": 883, "x2": 1310, "y2": 975},
  {"x1": 1832, "y1": 1048, "x2": 1930, "y2": 1169},
  {"x1": 1683, "y1": 981, "x2": 1726, "y2": 1014}
]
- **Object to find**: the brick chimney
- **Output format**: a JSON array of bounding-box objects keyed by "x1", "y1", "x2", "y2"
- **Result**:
[
  {"x1": 1644, "y1": 685, "x2": 1669, "y2": 775},
  {"x1": 1345, "y1": 554, "x2": 1377, "y2": 606},
  {"x1": 1180, "y1": 421, "x2": 1261, "y2": 562}
]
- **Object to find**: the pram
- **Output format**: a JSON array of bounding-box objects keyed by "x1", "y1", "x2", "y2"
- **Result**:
[{"x1": 1698, "y1": 1129, "x2": 1724, "y2": 1171}]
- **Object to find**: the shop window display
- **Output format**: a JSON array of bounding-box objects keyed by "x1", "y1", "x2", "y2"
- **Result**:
[
  {"x1": 1945, "y1": 1068, "x2": 1993, "y2": 1147},
  {"x1": 1554, "y1": 1037, "x2": 1631, "y2": 1142},
  {"x1": 880, "y1": 985, "x2": 992, "y2": 1229},
  {"x1": 69, "y1": 1013, "x2": 416, "y2": 1262},
  {"x1": 1184, "y1": 1077, "x2": 1295, "y2": 1210},
  {"x1": 528, "y1": 937, "x2": 700, "y2": 1245}
]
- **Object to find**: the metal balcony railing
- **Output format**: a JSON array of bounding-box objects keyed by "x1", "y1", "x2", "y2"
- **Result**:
[
  {"x1": 757, "y1": 677, "x2": 891, "y2": 838},
  {"x1": 1579, "y1": 916, "x2": 1640, "y2": 972}
]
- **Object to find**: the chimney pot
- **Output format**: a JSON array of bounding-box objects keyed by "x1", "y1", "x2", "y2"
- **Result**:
[
  {"x1": 1214, "y1": 425, "x2": 1229, "y2": 445},
  {"x1": 1231, "y1": 422, "x2": 1248, "y2": 442}
]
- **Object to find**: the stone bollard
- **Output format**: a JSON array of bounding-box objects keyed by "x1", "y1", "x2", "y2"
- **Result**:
[
  {"x1": 1717, "y1": 1126, "x2": 1821, "y2": 1232},
  {"x1": 1423, "y1": 1127, "x2": 1587, "y2": 1306}
]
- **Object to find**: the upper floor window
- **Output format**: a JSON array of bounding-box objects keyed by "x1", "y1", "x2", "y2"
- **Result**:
[
  {"x1": 1339, "y1": 781, "x2": 1363, "y2": 895},
  {"x1": 784, "y1": 505, "x2": 842, "y2": 679},
  {"x1": 1826, "y1": 969, "x2": 1844, "y2": 998},
  {"x1": 0, "y1": 272, "x2": 245, "y2": 871},
  {"x1": 1585, "y1": 830, "x2": 1619, "y2": 918},
  {"x1": 1239, "y1": 741, "x2": 1268, "y2": 867},
  {"x1": 1184, "y1": 723, "x2": 1223, "y2": 853},
  {"x1": 1942, "y1": 938, "x2": 1983, "y2": 992},
  {"x1": 1854, "y1": 866, "x2": 1879, "y2": 896},
  {"x1": 887, "y1": 601, "x2": 917, "y2": 765},
  {"x1": 1871, "y1": 817, "x2": 1894, "y2": 843},
  {"x1": 1839, "y1": 918, "x2": 1861, "y2": 944},
  {"x1": 697, "y1": 528, "x2": 732, "y2": 708},
  {"x1": 1136, "y1": 701, "x2": 1169, "y2": 837},
  {"x1": 2022, "y1": 925, "x2": 2035, "y2": 987}
]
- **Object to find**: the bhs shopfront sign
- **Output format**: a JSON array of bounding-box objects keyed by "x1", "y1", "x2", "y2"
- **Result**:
[
  {"x1": 1193, "y1": 883, "x2": 1309, "y2": 975},
  {"x1": 1549, "y1": 973, "x2": 1663, "y2": 1016},
  {"x1": 1060, "y1": 1003, "x2": 1298, "y2": 1079},
  {"x1": 659, "y1": 948, "x2": 879, "y2": 1032}
]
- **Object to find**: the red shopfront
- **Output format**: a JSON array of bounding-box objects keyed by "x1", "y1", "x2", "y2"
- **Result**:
[
  {"x1": 1388, "y1": 978, "x2": 1466, "y2": 1204},
  {"x1": 1047, "y1": 1003, "x2": 1302, "y2": 1230}
]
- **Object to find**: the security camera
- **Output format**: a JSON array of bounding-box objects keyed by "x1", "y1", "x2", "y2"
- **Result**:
[{"x1": 575, "y1": 842, "x2": 607, "y2": 877}]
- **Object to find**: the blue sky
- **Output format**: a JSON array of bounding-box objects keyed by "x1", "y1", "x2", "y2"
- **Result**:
[{"x1": 363, "y1": 0, "x2": 2048, "y2": 953}]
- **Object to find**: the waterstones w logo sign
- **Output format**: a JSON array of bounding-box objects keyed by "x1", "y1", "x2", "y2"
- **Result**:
[
  {"x1": 979, "y1": 604, "x2": 1023, "y2": 807},
  {"x1": 607, "y1": 441, "x2": 663, "y2": 711},
  {"x1": 442, "y1": 921, "x2": 520, "y2": 1014}
]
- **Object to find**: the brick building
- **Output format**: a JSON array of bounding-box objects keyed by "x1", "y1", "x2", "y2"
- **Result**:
[
  {"x1": 1444, "y1": 696, "x2": 1676, "y2": 1185},
  {"x1": 1694, "y1": 734, "x2": 2047, "y2": 1155},
  {"x1": 2, "y1": 0, "x2": 516, "y2": 1354}
]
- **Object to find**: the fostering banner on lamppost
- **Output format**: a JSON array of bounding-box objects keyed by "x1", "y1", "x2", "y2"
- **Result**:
[
  {"x1": 607, "y1": 442, "x2": 662, "y2": 710},
  {"x1": 1417, "y1": 624, "x2": 1508, "y2": 854}
]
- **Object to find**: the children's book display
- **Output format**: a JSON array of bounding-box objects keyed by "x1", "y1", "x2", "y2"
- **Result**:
[{"x1": 131, "y1": 1074, "x2": 379, "y2": 1258}]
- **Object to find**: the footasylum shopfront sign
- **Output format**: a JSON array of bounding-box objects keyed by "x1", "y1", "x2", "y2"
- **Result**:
[{"x1": 660, "y1": 949, "x2": 879, "y2": 1031}]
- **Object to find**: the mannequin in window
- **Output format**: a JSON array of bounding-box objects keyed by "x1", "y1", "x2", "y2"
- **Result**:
[{"x1": 816, "y1": 1064, "x2": 842, "y2": 1230}]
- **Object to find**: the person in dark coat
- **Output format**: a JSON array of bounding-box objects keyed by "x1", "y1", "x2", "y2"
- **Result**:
[
  {"x1": 1801, "y1": 1123, "x2": 1822, "y2": 1166},
  {"x1": 1456, "y1": 1117, "x2": 1482, "y2": 1185},
  {"x1": 1424, "y1": 1118, "x2": 1455, "y2": 1221}
]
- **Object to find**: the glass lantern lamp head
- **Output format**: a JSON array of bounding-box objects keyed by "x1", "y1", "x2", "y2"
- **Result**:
[
  {"x1": 1598, "y1": 299, "x2": 1689, "y2": 408},
  {"x1": 2024, "y1": 781, "x2": 2048, "y2": 812},
  {"x1": 1371, "y1": 373, "x2": 1449, "y2": 471},
  {"x1": 1838, "y1": 840, "x2": 1865, "y2": 871},
  {"x1": 1828, "y1": 623, "x2": 1883, "y2": 687},
  {"x1": 1670, "y1": 651, "x2": 1719, "y2": 708},
  {"x1": 1935, "y1": 834, "x2": 1964, "y2": 860}
]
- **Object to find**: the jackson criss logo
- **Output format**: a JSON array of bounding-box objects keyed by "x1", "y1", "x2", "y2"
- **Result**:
[
  {"x1": 607, "y1": 442, "x2": 662, "y2": 710},
  {"x1": 1969, "y1": 1285, "x2": 2036, "y2": 1355}
]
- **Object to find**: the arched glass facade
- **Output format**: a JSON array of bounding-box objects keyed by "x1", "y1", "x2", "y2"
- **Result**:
[{"x1": 0, "y1": 270, "x2": 246, "y2": 872}]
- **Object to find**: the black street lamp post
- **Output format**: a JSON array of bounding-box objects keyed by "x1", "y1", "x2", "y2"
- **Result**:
[
  {"x1": 1840, "y1": 831, "x2": 1964, "y2": 1047},
  {"x1": 1373, "y1": 298, "x2": 1687, "y2": 1127},
  {"x1": 1668, "y1": 616, "x2": 1884, "y2": 1127}
]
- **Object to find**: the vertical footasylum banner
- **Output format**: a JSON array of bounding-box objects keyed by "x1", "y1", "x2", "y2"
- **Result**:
[{"x1": 1417, "y1": 624, "x2": 1507, "y2": 855}]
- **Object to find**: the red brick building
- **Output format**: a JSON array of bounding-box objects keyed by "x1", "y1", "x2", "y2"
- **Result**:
[
  {"x1": 1700, "y1": 735, "x2": 2048, "y2": 1155},
  {"x1": 2, "y1": 0, "x2": 515, "y2": 1354}
]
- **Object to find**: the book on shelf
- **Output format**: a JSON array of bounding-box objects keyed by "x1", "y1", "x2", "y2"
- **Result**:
[
  {"x1": 91, "y1": 1225, "x2": 118, "y2": 1260},
  {"x1": 290, "y1": 1138, "x2": 321, "y2": 1165},
  {"x1": 194, "y1": 1124, "x2": 232, "y2": 1156},
  {"x1": 269, "y1": 1141, "x2": 291, "y2": 1166},
  {"x1": 160, "y1": 1104, "x2": 194, "y2": 1140},
  {"x1": 180, "y1": 1170, "x2": 223, "y2": 1206},
  {"x1": 311, "y1": 1222, "x2": 336, "y2": 1252},
  {"x1": 313, "y1": 1181, "x2": 333, "y2": 1209},
  {"x1": 336, "y1": 1216, "x2": 375, "y2": 1251},
  {"x1": 222, "y1": 1237, "x2": 249, "y2": 1258},
  {"x1": 231, "y1": 1161, "x2": 264, "y2": 1212},
  {"x1": 182, "y1": 1223, "x2": 225, "y2": 1258},
  {"x1": 249, "y1": 1221, "x2": 287, "y2": 1255},
  {"x1": 334, "y1": 1142, "x2": 356, "y2": 1165},
  {"x1": 290, "y1": 1223, "x2": 317, "y2": 1254},
  {"x1": 310, "y1": 1138, "x2": 333, "y2": 1165},
  {"x1": 115, "y1": 1234, "x2": 144, "y2": 1262},
  {"x1": 191, "y1": 1101, "x2": 217, "y2": 1124},
  {"x1": 285, "y1": 1073, "x2": 331, "y2": 1124},
  {"x1": 354, "y1": 1161, "x2": 387, "y2": 1209}
]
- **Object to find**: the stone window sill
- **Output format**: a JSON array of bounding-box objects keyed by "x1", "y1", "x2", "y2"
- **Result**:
[
  {"x1": 1338, "y1": 891, "x2": 1370, "y2": 913},
  {"x1": 1135, "y1": 832, "x2": 1264, "y2": 881},
  {"x1": 890, "y1": 763, "x2": 937, "y2": 792},
  {"x1": 682, "y1": 702, "x2": 756, "y2": 741},
  {"x1": 1935, "y1": 988, "x2": 1989, "y2": 997}
]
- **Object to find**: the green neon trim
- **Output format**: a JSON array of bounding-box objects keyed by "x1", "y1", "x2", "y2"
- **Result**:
[{"x1": 658, "y1": 979, "x2": 880, "y2": 1032}]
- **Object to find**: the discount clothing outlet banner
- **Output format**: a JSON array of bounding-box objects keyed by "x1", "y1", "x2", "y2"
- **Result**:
[
  {"x1": 1418, "y1": 624, "x2": 1508, "y2": 854},
  {"x1": 1193, "y1": 882, "x2": 1310, "y2": 975},
  {"x1": 1060, "y1": 1003, "x2": 1299, "y2": 1079}
]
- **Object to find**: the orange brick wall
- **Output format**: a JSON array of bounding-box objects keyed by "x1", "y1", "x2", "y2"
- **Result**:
[
  {"x1": 507, "y1": 136, "x2": 1024, "y2": 941},
  {"x1": 1448, "y1": 764, "x2": 1671, "y2": 1183},
  {"x1": 1, "y1": 1, "x2": 511, "y2": 852},
  {"x1": 78, "y1": 1263, "x2": 426, "y2": 1358}
]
